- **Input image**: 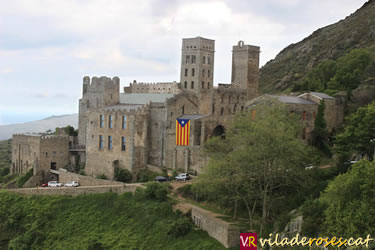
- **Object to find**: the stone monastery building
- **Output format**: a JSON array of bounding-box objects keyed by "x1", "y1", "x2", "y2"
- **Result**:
[{"x1": 11, "y1": 36, "x2": 344, "y2": 179}]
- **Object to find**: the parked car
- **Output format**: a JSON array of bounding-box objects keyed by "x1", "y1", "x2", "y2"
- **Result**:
[
  {"x1": 48, "y1": 181, "x2": 62, "y2": 187},
  {"x1": 305, "y1": 164, "x2": 315, "y2": 170},
  {"x1": 41, "y1": 183, "x2": 48, "y2": 187},
  {"x1": 64, "y1": 181, "x2": 80, "y2": 187},
  {"x1": 154, "y1": 176, "x2": 169, "y2": 182},
  {"x1": 175, "y1": 173, "x2": 190, "y2": 181}
]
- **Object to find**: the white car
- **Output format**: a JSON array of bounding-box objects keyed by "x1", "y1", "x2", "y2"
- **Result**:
[
  {"x1": 175, "y1": 173, "x2": 190, "y2": 181},
  {"x1": 64, "y1": 181, "x2": 80, "y2": 187},
  {"x1": 48, "y1": 181, "x2": 62, "y2": 187}
]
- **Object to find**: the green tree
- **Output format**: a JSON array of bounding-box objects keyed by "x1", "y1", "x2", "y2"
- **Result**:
[
  {"x1": 320, "y1": 160, "x2": 375, "y2": 237},
  {"x1": 198, "y1": 103, "x2": 312, "y2": 235},
  {"x1": 335, "y1": 101, "x2": 375, "y2": 158},
  {"x1": 312, "y1": 100, "x2": 331, "y2": 156}
]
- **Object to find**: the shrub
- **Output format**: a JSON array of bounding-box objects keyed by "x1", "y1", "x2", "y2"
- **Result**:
[
  {"x1": 167, "y1": 219, "x2": 192, "y2": 238},
  {"x1": 0, "y1": 167, "x2": 10, "y2": 177},
  {"x1": 16, "y1": 169, "x2": 33, "y2": 187},
  {"x1": 177, "y1": 184, "x2": 193, "y2": 198},
  {"x1": 97, "y1": 174, "x2": 107, "y2": 180},
  {"x1": 136, "y1": 169, "x2": 159, "y2": 182},
  {"x1": 145, "y1": 182, "x2": 168, "y2": 201},
  {"x1": 114, "y1": 168, "x2": 132, "y2": 183},
  {"x1": 79, "y1": 170, "x2": 86, "y2": 176}
]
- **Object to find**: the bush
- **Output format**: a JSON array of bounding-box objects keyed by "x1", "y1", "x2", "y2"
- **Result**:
[
  {"x1": 16, "y1": 169, "x2": 33, "y2": 187},
  {"x1": 114, "y1": 168, "x2": 132, "y2": 183},
  {"x1": 97, "y1": 174, "x2": 107, "y2": 180},
  {"x1": 145, "y1": 182, "x2": 169, "y2": 201},
  {"x1": 177, "y1": 184, "x2": 193, "y2": 198},
  {"x1": 136, "y1": 169, "x2": 159, "y2": 182},
  {"x1": 0, "y1": 167, "x2": 10, "y2": 177},
  {"x1": 167, "y1": 219, "x2": 192, "y2": 238}
]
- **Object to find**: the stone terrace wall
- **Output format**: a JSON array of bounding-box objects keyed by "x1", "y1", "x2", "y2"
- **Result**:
[
  {"x1": 58, "y1": 169, "x2": 124, "y2": 186},
  {"x1": 7, "y1": 185, "x2": 137, "y2": 196},
  {"x1": 191, "y1": 206, "x2": 240, "y2": 248}
]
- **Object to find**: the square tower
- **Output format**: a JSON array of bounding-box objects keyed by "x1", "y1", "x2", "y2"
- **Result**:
[
  {"x1": 231, "y1": 41, "x2": 260, "y2": 100},
  {"x1": 180, "y1": 37, "x2": 215, "y2": 93}
]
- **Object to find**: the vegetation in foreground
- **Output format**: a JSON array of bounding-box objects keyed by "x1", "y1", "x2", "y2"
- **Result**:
[{"x1": 0, "y1": 189, "x2": 226, "y2": 250}]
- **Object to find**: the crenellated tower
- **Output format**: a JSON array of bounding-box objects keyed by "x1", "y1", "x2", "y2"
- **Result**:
[{"x1": 78, "y1": 76, "x2": 120, "y2": 146}]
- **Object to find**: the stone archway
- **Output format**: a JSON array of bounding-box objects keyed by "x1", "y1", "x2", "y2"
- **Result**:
[{"x1": 212, "y1": 125, "x2": 226, "y2": 139}]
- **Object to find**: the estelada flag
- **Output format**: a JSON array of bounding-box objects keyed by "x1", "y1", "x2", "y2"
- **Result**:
[{"x1": 176, "y1": 119, "x2": 190, "y2": 146}]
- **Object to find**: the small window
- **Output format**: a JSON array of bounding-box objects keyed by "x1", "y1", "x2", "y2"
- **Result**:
[
  {"x1": 45, "y1": 152, "x2": 48, "y2": 158},
  {"x1": 100, "y1": 115, "x2": 104, "y2": 128},
  {"x1": 53, "y1": 151, "x2": 56, "y2": 157},
  {"x1": 207, "y1": 56, "x2": 211, "y2": 65},
  {"x1": 208, "y1": 70, "x2": 211, "y2": 78},
  {"x1": 192, "y1": 68, "x2": 195, "y2": 76},
  {"x1": 212, "y1": 103, "x2": 215, "y2": 114},
  {"x1": 181, "y1": 105, "x2": 185, "y2": 115},
  {"x1": 108, "y1": 136, "x2": 113, "y2": 150},
  {"x1": 192, "y1": 55, "x2": 196, "y2": 64},
  {"x1": 185, "y1": 68, "x2": 188, "y2": 77},
  {"x1": 186, "y1": 55, "x2": 190, "y2": 64},
  {"x1": 122, "y1": 115, "x2": 127, "y2": 129},
  {"x1": 109, "y1": 115, "x2": 113, "y2": 128},
  {"x1": 220, "y1": 107, "x2": 224, "y2": 115},
  {"x1": 202, "y1": 69, "x2": 205, "y2": 77},
  {"x1": 201, "y1": 81, "x2": 205, "y2": 89},
  {"x1": 203, "y1": 56, "x2": 206, "y2": 64},
  {"x1": 191, "y1": 81, "x2": 194, "y2": 89},
  {"x1": 121, "y1": 136, "x2": 126, "y2": 151},
  {"x1": 241, "y1": 106, "x2": 244, "y2": 111},
  {"x1": 207, "y1": 82, "x2": 210, "y2": 89},
  {"x1": 184, "y1": 81, "x2": 187, "y2": 89},
  {"x1": 99, "y1": 135, "x2": 103, "y2": 150}
]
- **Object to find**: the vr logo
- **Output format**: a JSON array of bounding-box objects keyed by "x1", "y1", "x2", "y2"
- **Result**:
[{"x1": 240, "y1": 233, "x2": 257, "y2": 249}]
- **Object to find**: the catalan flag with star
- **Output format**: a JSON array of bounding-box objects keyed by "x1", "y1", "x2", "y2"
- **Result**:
[{"x1": 176, "y1": 119, "x2": 190, "y2": 146}]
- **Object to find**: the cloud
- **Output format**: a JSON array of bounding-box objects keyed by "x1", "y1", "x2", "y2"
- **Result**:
[{"x1": 0, "y1": 0, "x2": 369, "y2": 121}]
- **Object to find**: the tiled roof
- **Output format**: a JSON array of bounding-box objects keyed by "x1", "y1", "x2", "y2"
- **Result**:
[{"x1": 270, "y1": 95, "x2": 316, "y2": 105}]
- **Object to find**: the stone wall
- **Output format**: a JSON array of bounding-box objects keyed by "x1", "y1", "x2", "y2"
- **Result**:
[
  {"x1": 58, "y1": 169, "x2": 124, "y2": 186},
  {"x1": 85, "y1": 105, "x2": 149, "y2": 179},
  {"x1": 7, "y1": 185, "x2": 137, "y2": 196},
  {"x1": 191, "y1": 206, "x2": 240, "y2": 248},
  {"x1": 124, "y1": 81, "x2": 180, "y2": 94},
  {"x1": 39, "y1": 135, "x2": 70, "y2": 172},
  {"x1": 11, "y1": 134, "x2": 40, "y2": 175}
]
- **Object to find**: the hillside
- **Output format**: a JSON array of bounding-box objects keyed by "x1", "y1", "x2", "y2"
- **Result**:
[
  {"x1": 260, "y1": 0, "x2": 375, "y2": 93},
  {"x1": 0, "y1": 114, "x2": 78, "y2": 140},
  {"x1": 0, "y1": 192, "x2": 226, "y2": 249}
]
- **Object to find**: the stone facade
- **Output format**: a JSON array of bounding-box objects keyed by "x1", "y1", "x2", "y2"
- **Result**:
[
  {"x1": 11, "y1": 134, "x2": 69, "y2": 175},
  {"x1": 124, "y1": 81, "x2": 180, "y2": 94}
]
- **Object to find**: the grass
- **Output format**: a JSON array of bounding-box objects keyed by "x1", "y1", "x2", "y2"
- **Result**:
[{"x1": 0, "y1": 190, "x2": 228, "y2": 250}]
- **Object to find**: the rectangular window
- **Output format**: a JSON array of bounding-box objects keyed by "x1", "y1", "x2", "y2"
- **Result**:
[
  {"x1": 100, "y1": 115, "x2": 104, "y2": 128},
  {"x1": 99, "y1": 135, "x2": 103, "y2": 150},
  {"x1": 192, "y1": 68, "x2": 195, "y2": 76},
  {"x1": 207, "y1": 56, "x2": 211, "y2": 65},
  {"x1": 45, "y1": 152, "x2": 48, "y2": 158},
  {"x1": 122, "y1": 115, "x2": 127, "y2": 129},
  {"x1": 202, "y1": 69, "x2": 205, "y2": 77},
  {"x1": 185, "y1": 68, "x2": 188, "y2": 76},
  {"x1": 53, "y1": 151, "x2": 56, "y2": 157},
  {"x1": 121, "y1": 136, "x2": 126, "y2": 151},
  {"x1": 108, "y1": 136, "x2": 112, "y2": 150},
  {"x1": 192, "y1": 55, "x2": 196, "y2": 64},
  {"x1": 185, "y1": 55, "x2": 190, "y2": 64},
  {"x1": 109, "y1": 115, "x2": 113, "y2": 128},
  {"x1": 203, "y1": 56, "x2": 206, "y2": 64},
  {"x1": 208, "y1": 70, "x2": 211, "y2": 78}
]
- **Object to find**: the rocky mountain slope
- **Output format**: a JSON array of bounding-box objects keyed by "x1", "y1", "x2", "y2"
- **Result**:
[
  {"x1": 0, "y1": 114, "x2": 78, "y2": 140},
  {"x1": 260, "y1": 0, "x2": 375, "y2": 93}
]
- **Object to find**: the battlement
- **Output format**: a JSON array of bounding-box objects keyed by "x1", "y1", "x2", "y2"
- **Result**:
[
  {"x1": 13, "y1": 134, "x2": 69, "y2": 141},
  {"x1": 83, "y1": 76, "x2": 120, "y2": 95},
  {"x1": 232, "y1": 41, "x2": 260, "y2": 52},
  {"x1": 124, "y1": 80, "x2": 180, "y2": 94}
]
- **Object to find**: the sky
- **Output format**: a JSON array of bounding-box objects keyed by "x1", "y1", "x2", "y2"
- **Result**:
[{"x1": 0, "y1": 0, "x2": 369, "y2": 125}]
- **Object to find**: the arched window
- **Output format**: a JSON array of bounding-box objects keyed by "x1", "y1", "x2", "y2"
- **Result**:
[
  {"x1": 184, "y1": 81, "x2": 187, "y2": 89},
  {"x1": 191, "y1": 81, "x2": 194, "y2": 89},
  {"x1": 192, "y1": 55, "x2": 196, "y2": 64},
  {"x1": 192, "y1": 68, "x2": 195, "y2": 76},
  {"x1": 201, "y1": 81, "x2": 205, "y2": 89}
]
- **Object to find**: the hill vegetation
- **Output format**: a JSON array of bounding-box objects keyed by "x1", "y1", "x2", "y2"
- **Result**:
[
  {"x1": 0, "y1": 191, "x2": 225, "y2": 249},
  {"x1": 259, "y1": 0, "x2": 375, "y2": 94}
]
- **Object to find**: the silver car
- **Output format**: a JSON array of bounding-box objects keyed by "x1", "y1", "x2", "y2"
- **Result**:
[{"x1": 64, "y1": 181, "x2": 80, "y2": 187}]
